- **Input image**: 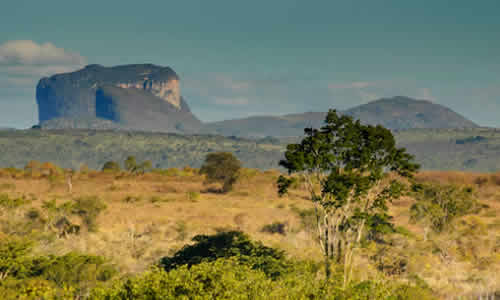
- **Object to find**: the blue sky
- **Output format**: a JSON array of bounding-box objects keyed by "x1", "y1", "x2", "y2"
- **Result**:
[{"x1": 0, "y1": 0, "x2": 499, "y2": 128}]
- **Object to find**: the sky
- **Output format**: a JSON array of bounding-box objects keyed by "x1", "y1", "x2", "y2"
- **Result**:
[{"x1": 0, "y1": 0, "x2": 499, "y2": 128}]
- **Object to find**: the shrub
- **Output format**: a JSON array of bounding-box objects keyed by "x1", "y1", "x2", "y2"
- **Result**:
[
  {"x1": 72, "y1": 196, "x2": 107, "y2": 232},
  {"x1": 200, "y1": 152, "x2": 241, "y2": 193},
  {"x1": 0, "y1": 239, "x2": 116, "y2": 299},
  {"x1": 124, "y1": 156, "x2": 137, "y2": 172},
  {"x1": 492, "y1": 173, "x2": 500, "y2": 186},
  {"x1": 32, "y1": 253, "x2": 116, "y2": 288},
  {"x1": 261, "y1": 222, "x2": 287, "y2": 235},
  {"x1": 149, "y1": 196, "x2": 172, "y2": 204},
  {"x1": 186, "y1": 191, "x2": 200, "y2": 202},
  {"x1": 25, "y1": 208, "x2": 41, "y2": 220},
  {"x1": 92, "y1": 259, "x2": 274, "y2": 299},
  {"x1": 410, "y1": 183, "x2": 480, "y2": 233},
  {"x1": 276, "y1": 175, "x2": 294, "y2": 197},
  {"x1": 159, "y1": 231, "x2": 290, "y2": 279},
  {"x1": 93, "y1": 257, "x2": 435, "y2": 299},
  {"x1": 101, "y1": 161, "x2": 121, "y2": 172},
  {"x1": 123, "y1": 195, "x2": 141, "y2": 203},
  {"x1": 0, "y1": 238, "x2": 33, "y2": 280},
  {"x1": 0, "y1": 194, "x2": 30, "y2": 210}
]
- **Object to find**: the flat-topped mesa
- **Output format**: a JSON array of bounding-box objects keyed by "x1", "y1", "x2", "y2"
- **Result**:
[{"x1": 36, "y1": 64, "x2": 201, "y2": 133}]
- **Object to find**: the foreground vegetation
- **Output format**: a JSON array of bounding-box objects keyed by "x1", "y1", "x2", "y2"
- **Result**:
[
  {"x1": 0, "y1": 161, "x2": 499, "y2": 298},
  {"x1": 0, "y1": 127, "x2": 500, "y2": 171}
]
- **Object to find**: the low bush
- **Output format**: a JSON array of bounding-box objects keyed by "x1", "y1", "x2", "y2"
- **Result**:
[
  {"x1": 0, "y1": 194, "x2": 30, "y2": 210},
  {"x1": 261, "y1": 221, "x2": 287, "y2": 235},
  {"x1": 186, "y1": 191, "x2": 200, "y2": 202},
  {"x1": 93, "y1": 257, "x2": 435, "y2": 300},
  {"x1": 72, "y1": 196, "x2": 107, "y2": 232},
  {"x1": 123, "y1": 195, "x2": 141, "y2": 203},
  {"x1": 0, "y1": 237, "x2": 116, "y2": 298},
  {"x1": 410, "y1": 183, "x2": 480, "y2": 233}
]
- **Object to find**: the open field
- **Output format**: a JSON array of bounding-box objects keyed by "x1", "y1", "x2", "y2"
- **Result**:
[{"x1": 0, "y1": 166, "x2": 499, "y2": 298}]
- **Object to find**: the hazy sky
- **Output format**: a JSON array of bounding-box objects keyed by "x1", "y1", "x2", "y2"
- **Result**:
[{"x1": 1, "y1": 0, "x2": 499, "y2": 128}]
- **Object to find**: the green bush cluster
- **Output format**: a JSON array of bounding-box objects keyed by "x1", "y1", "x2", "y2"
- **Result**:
[
  {"x1": 410, "y1": 183, "x2": 480, "y2": 233},
  {"x1": 0, "y1": 193, "x2": 31, "y2": 210},
  {"x1": 93, "y1": 231, "x2": 435, "y2": 299},
  {"x1": 0, "y1": 238, "x2": 116, "y2": 299},
  {"x1": 72, "y1": 196, "x2": 107, "y2": 232}
]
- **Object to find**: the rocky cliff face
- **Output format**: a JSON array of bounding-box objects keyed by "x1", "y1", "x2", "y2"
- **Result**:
[{"x1": 36, "y1": 64, "x2": 201, "y2": 133}]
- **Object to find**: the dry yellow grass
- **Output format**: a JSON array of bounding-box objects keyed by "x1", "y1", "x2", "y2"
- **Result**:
[{"x1": 0, "y1": 168, "x2": 499, "y2": 298}]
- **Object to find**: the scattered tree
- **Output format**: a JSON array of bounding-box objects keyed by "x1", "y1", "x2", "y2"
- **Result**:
[
  {"x1": 123, "y1": 156, "x2": 152, "y2": 174},
  {"x1": 278, "y1": 109, "x2": 419, "y2": 285},
  {"x1": 124, "y1": 156, "x2": 137, "y2": 172},
  {"x1": 200, "y1": 152, "x2": 241, "y2": 193},
  {"x1": 102, "y1": 161, "x2": 121, "y2": 172}
]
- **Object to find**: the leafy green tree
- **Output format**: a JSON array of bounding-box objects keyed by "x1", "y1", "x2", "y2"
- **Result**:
[
  {"x1": 278, "y1": 109, "x2": 418, "y2": 285},
  {"x1": 101, "y1": 161, "x2": 121, "y2": 172},
  {"x1": 200, "y1": 152, "x2": 242, "y2": 193}
]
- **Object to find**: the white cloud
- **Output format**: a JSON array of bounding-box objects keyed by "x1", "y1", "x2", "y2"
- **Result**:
[
  {"x1": 0, "y1": 40, "x2": 85, "y2": 66},
  {"x1": 213, "y1": 97, "x2": 249, "y2": 106},
  {"x1": 328, "y1": 81, "x2": 377, "y2": 90},
  {"x1": 0, "y1": 40, "x2": 86, "y2": 88}
]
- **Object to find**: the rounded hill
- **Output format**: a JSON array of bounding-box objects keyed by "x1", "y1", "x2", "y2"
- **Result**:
[{"x1": 344, "y1": 96, "x2": 478, "y2": 130}]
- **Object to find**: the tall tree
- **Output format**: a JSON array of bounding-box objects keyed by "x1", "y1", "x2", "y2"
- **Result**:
[{"x1": 279, "y1": 110, "x2": 419, "y2": 285}]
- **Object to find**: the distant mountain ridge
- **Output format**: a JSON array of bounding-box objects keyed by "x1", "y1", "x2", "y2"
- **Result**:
[
  {"x1": 203, "y1": 96, "x2": 478, "y2": 137},
  {"x1": 344, "y1": 96, "x2": 478, "y2": 130},
  {"x1": 33, "y1": 65, "x2": 478, "y2": 136}
]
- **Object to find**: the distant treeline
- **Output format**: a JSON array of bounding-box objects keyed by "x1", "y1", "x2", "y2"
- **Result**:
[{"x1": 0, "y1": 128, "x2": 499, "y2": 172}]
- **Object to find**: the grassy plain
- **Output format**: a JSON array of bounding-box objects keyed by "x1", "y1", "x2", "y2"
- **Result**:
[{"x1": 0, "y1": 166, "x2": 499, "y2": 298}]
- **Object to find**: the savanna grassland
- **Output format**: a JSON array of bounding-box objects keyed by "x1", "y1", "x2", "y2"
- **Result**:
[{"x1": 0, "y1": 164, "x2": 499, "y2": 299}]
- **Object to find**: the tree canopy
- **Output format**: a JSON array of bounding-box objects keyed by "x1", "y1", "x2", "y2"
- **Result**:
[
  {"x1": 200, "y1": 152, "x2": 242, "y2": 193},
  {"x1": 278, "y1": 109, "x2": 419, "y2": 284}
]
